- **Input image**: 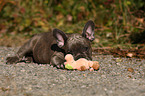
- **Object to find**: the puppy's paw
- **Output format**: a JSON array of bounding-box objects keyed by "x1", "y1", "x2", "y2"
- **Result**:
[
  {"x1": 56, "y1": 64, "x2": 65, "y2": 69},
  {"x1": 6, "y1": 56, "x2": 19, "y2": 64},
  {"x1": 24, "y1": 57, "x2": 33, "y2": 63}
]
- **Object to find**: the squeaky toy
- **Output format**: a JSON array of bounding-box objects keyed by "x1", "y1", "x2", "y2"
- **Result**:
[{"x1": 64, "y1": 54, "x2": 99, "y2": 71}]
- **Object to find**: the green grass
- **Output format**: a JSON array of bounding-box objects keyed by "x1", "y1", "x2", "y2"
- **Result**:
[{"x1": 0, "y1": 0, "x2": 144, "y2": 47}]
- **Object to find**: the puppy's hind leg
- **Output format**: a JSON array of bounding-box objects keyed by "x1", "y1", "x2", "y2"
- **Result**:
[{"x1": 6, "y1": 35, "x2": 40, "y2": 64}]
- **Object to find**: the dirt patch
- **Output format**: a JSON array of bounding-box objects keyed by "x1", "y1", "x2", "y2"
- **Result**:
[{"x1": 93, "y1": 47, "x2": 145, "y2": 59}]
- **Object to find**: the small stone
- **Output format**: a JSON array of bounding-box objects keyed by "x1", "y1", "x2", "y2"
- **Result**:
[
  {"x1": 21, "y1": 69, "x2": 25, "y2": 72},
  {"x1": 83, "y1": 74, "x2": 86, "y2": 77}
]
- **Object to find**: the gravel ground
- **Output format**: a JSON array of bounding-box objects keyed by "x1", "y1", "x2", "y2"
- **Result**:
[{"x1": 0, "y1": 47, "x2": 145, "y2": 96}]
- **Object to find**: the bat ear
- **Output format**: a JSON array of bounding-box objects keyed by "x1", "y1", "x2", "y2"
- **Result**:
[
  {"x1": 53, "y1": 28, "x2": 67, "y2": 48},
  {"x1": 82, "y1": 20, "x2": 95, "y2": 41}
]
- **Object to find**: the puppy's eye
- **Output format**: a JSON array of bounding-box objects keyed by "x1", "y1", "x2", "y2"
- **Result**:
[
  {"x1": 83, "y1": 47, "x2": 89, "y2": 51},
  {"x1": 85, "y1": 47, "x2": 89, "y2": 50}
]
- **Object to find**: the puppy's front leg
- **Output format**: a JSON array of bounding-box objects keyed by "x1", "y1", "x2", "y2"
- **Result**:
[{"x1": 50, "y1": 52, "x2": 65, "y2": 69}]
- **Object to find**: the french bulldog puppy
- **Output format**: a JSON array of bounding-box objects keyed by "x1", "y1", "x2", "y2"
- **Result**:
[{"x1": 6, "y1": 20, "x2": 95, "y2": 69}]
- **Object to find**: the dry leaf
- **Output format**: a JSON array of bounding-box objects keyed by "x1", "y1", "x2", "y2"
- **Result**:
[
  {"x1": 127, "y1": 53, "x2": 133, "y2": 57},
  {"x1": 127, "y1": 68, "x2": 134, "y2": 73}
]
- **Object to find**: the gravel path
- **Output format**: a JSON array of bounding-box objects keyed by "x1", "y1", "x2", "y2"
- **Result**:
[{"x1": 0, "y1": 47, "x2": 145, "y2": 96}]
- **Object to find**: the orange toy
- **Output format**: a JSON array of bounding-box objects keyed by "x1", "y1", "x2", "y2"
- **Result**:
[{"x1": 64, "y1": 54, "x2": 99, "y2": 71}]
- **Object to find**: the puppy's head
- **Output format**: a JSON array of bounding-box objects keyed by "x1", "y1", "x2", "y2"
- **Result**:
[{"x1": 53, "y1": 20, "x2": 95, "y2": 60}]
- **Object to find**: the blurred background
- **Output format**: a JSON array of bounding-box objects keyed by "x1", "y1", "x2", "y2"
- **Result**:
[{"x1": 0, "y1": 0, "x2": 145, "y2": 48}]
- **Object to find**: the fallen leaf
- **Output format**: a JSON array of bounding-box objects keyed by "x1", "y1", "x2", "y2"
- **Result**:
[
  {"x1": 127, "y1": 68, "x2": 134, "y2": 73},
  {"x1": 127, "y1": 53, "x2": 133, "y2": 58},
  {"x1": 116, "y1": 58, "x2": 122, "y2": 62}
]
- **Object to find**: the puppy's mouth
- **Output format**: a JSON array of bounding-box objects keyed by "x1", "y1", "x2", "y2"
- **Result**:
[{"x1": 74, "y1": 54, "x2": 92, "y2": 61}]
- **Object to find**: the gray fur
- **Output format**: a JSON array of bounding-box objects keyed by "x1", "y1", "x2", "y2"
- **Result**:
[{"x1": 6, "y1": 20, "x2": 95, "y2": 69}]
